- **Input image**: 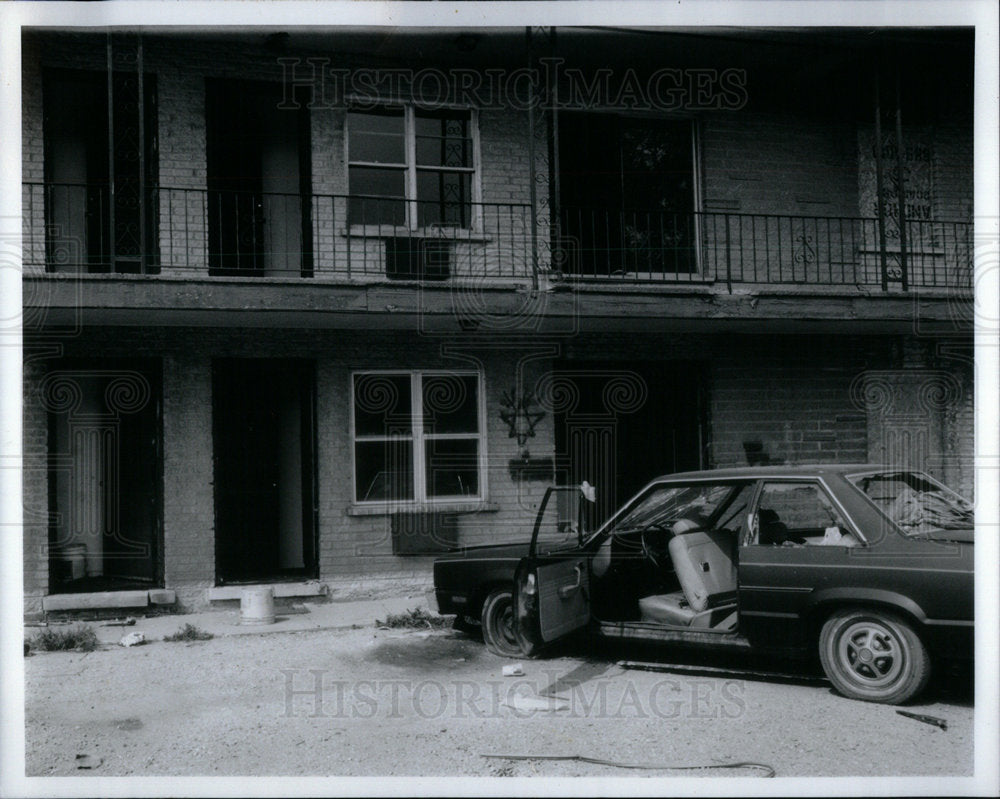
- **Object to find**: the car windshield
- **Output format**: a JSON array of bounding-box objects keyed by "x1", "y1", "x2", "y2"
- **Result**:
[
  {"x1": 608, "y1": 482, "x2": 751, "y2": 536},
  {"x1": 847, "y1": 471, "x2": 974, "y2": 536}
]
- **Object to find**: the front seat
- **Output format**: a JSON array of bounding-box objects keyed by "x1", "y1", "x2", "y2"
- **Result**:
[{"x1": 638, "y1": 528, "x2": 737, "y2": 627}]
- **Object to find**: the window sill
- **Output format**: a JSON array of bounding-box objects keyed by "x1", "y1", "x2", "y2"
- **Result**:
[
  {"x1": 341, "y1": 225, "x2": 492, "y2": 243},
  {"x1": 347, "y1": 501, "x2": 499, "y2": 517}
]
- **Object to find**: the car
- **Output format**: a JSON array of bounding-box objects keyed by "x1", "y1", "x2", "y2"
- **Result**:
[{"x1": 431, "y1": 464, "x2": 974, "y2": 704}]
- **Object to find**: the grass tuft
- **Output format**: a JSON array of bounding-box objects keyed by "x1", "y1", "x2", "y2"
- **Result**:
[
  {"x1": 162, "y1": 623, "x2": 214, "y2": 642},
  {"x1": 375, "y1": 606, "x2": 451, "y2": 630},
  {"x1": 29, "y1": 625, "x2": 99, "y2": 652}
]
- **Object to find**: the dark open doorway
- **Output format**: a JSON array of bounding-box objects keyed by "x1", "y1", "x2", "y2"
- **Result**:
[
  {"x1": 46, "y1": 359, "x2": 163, "y2": 593},
  {"x1": 558, "y1": 112, "x2": 698, "y2": 276},
  {"x1": 206, "y1": 79, "x2": 313, "y2": 276},
  {"x1": 212, "y1": 359, "x2": 317, "y2": 585},
  {"x1": 553, "y1": 360, "x2": 707, "y2": 524}
]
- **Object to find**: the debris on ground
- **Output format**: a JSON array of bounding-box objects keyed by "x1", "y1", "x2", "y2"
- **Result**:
[
  {"x1": 75, "y1": 754, "x2": 102, "y2": 770},
  {"x1": 119, "y1": 632, "x2": 146, "y2": 648},
  {"x1": 480, "y1": 753, "x2": 775, "y2": 777},
  {"x1": 29, "y1": 625, "x2": 100, "y2": 653},
  {"x1": 101, "y1": 617, "x2": 137, "y2": 627},
  {"x1": 162, "y1": 623, "x2": 214, "y2": 642},
  {"x1": 501, "y1": 695, "x2": 569, "y2": 713},
  {"x1": 502, "y1": 663, "x2": 524, "y2": 677},
  {"x1": 374, "y1": 607, "x2": 451, "y2": 630},
  {"x1": 896, "y1": 710, "x2": 948, "y2": 730}
]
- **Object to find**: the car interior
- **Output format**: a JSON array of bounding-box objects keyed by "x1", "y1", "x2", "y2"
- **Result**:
[
  {"x1": 590, "y1": 483, "x2": 750, "y2": 632},
  {"x1": 590, "y1": 480, "x2": 861, "y2": 632}
]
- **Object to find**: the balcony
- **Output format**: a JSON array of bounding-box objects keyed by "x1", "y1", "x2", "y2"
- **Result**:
[{"x1": 24, "y1": 183, "x2": 972, "y2": 295}]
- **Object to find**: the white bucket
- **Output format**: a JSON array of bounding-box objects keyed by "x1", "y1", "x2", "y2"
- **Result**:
[{"x1": 240, "y1": 587, "x2": 276, "y2": 625}]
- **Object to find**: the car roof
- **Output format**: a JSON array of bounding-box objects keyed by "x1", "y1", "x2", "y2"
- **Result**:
[{"x1": 652, "y1": 464, "x2": 891, "y2": 482}]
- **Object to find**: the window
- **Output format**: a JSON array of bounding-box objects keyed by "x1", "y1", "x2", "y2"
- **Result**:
[
  {"x1": 748, "y1": 482, "x2": 852, "y2": 546},
  {"x1": 347, "y1": 106, "x2": 477, "y2": 229},
  {"x1": 352, "y1": 372, "x2": 484, "y2": 504}
]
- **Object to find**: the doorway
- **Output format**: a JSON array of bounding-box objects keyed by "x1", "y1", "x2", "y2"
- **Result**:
[
  {"x1": 553, "y1": 360, "x2": 707, "y2": 524},
  {"x1": 47, "y1": 359, "x2": 162, "y2": 592},
  {"x1": 206, "y1": 79, "x2": 312, "y2": 276},
  {"x1": 558, "y1": 112, "x2": 698, "y2": 276},
  {"x1": 212, "y1": 359, "x2": 317, "y2": 584},
  {"x1": 43, "y1": 68, "x2": 159, "y2": 273}
]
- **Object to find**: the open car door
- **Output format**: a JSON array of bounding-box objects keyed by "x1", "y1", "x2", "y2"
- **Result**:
[{"x1": 513, "y1": 485, "x2": 595, "y2": 656}]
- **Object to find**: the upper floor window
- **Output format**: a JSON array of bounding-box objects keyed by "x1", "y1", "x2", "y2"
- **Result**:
[
  {"x1": 352, "y1": 371, "x2": 485, "y2": 504},
  {"x1": 347, "y1": 106, "x2": 478, "y2": 229}
]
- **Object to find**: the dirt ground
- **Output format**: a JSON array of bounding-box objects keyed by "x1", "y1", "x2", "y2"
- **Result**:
[{"x1": 23, "y1": 623, "x2": 974, "y2": 781}]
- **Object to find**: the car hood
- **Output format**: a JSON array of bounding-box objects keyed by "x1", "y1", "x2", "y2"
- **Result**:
[{"x1": 436, "y1": 540, "x2": 532, "y2": 561}]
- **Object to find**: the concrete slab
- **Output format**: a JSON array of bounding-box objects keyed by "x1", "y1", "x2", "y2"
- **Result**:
[
  {"x1": 206, "y1": 582, "x2": 329, "y2": 601},
  {"x1": 42, "y1": 591, "x2": 149, "y2": 611}
]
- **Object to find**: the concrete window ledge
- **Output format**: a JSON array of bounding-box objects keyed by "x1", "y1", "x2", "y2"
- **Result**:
[
  {"x1": 207, "y1": 582, "x2": 329, "y2": 601},
  {"x1": 347, "y1": 502, "x2": 500, "y2": 517},
  {"x1": 42, "y1": 589, "x2": 175, "y2": 612}
]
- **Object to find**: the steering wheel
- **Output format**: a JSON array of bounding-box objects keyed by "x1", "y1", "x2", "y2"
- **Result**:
[{"x1": 640, "y1": 523, "x2": 672, "y2": 572}]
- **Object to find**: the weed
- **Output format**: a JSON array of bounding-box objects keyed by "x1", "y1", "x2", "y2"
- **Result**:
[
  {"x1": 162, "y1": 623, "x2": 214, "y2": 642},
  {"x1": 375, "y1": 606, "x2": 450, "y2": 630},
  {"x1": 29, "y1": 625, "x2": 99, "y2": 652}
]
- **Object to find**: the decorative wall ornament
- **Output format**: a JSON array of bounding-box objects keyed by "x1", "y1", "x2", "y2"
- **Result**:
[{"x1": 499, "y1": 387, "x2": 546, "y2": 454}]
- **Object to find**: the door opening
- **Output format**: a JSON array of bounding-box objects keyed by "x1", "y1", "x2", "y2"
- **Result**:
[
  {"x1": 553, "y1": 360, "x2": 707, "y2": 525},
  {"x1": 212, "y1": 359, "x2": 317, "y2": 584},
  {"x1": 206, "y1": 79, "x2": 312, "y2": 276},
  {"x1": 46, "y1": 359, "x2": 163, "y2": 592}
]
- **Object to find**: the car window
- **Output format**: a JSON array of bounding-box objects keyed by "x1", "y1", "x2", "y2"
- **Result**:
[
  {"x1": 533, "y1": 487, "x2": 592, "y2": 552},
  {"x1": 847, "y1": 471, "x2": 973, "y2": 537},
  {"x1": 609, "y1": 482, "x2": 752, "y2": 535},
  {"x1": 748, "y1": 481, "x2": 853, "y2": 546}
]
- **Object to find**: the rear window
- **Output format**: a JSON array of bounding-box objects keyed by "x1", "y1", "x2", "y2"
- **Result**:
[{"x1": 847, "y1": 471, "x2": 973, "y2": 537}]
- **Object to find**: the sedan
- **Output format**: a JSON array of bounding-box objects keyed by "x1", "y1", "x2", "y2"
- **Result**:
[{"x1": 432, "y1": 464, "x2": 973, "y2": 704}]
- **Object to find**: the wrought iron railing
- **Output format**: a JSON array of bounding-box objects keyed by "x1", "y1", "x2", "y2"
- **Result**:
[
  {"x1": 23, "y1": 183, "x2": 972, "y2": 290},
  {"x1": 557, "y1": 207, "x2": 973, "y2": 291}
]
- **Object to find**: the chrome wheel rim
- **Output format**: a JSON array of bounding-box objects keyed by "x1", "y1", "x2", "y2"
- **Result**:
[{"x1": 837, "y1": 620, "x2": 904, "y2": 689}]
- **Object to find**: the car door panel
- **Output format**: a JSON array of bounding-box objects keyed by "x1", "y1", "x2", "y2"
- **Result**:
[{"x1": 537, "y1": 557, "x2": 590, "y2": 641}]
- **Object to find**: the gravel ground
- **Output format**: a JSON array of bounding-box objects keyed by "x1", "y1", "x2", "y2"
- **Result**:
[{"x1": 24, "y1": 624, "x2": 973, "y2": 780}]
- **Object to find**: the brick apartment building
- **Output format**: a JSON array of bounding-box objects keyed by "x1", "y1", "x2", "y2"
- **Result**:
[{"x1": 20, "y1": 27, "x2": 974, "y2": 615}]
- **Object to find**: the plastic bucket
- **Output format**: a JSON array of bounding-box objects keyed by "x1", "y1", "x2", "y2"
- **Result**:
[{"x1": 240, "y1": 587, "x2": 276, "y2": 625}]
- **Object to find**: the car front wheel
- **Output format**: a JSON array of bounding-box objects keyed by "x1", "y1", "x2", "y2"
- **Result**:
[
  {"x1": 481, "y1": 589, "x2": 523, "y2": 657},
  {"x1": 819, "y1": 608, "x2": 931, "y2": 704}
]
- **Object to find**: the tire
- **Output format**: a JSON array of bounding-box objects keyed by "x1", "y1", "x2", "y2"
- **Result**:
[
  {"x1": 819, "y1": 607, "x2": 931, "y2": 704},
  {"x1": 480, "y1": 589, "x2": 524, "y2": 657}
]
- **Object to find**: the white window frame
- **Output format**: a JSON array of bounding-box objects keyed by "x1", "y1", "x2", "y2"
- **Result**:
[
  {"x1": 346, "y1": 104, "x2": 483, "y2": 233},
  {"x1": 350, "y1": 369, "x2": 488, "y2": 507}
]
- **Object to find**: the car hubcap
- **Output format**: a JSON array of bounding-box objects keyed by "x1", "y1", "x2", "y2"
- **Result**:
[{"x1": 838, "y1": 621, "x2": 903, "y2": 688}]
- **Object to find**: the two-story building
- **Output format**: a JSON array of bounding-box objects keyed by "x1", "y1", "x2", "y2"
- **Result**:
[{"x1": 20, "y1": 26, "x2": 974, "y2": 615}]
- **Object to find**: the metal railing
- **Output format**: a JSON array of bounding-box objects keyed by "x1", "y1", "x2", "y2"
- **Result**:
[
  {"x1": 23, "y1": 183, "x2": 535, "y2": 281},
  {"x1": 557, "y1": 207, "x2": 973, "y2": 291},
  {"x1": 23, "y1": 183, "x2": 972, "y2": 291}
]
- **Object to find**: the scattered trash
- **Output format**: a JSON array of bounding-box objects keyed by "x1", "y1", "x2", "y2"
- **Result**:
[
  {"x1": 502, "y1": 663, "x2": 525, "y2": 677},
  {"x1": 75, "y1": 754, "x2": 102, "y2": 770},
  {"x1": 102, "y1": 617, "x2": 137, "y2": 627},
  {"x1": 481, "y1": 753, "x2": 775, "y2": 777},
  {"x1": 119, "y1": 631, "x2": 146, "y2": 648},
  {"x1": 501, "y1": 695, "x2": 569, "y2": 713},
  {"x1": 896, "y1": 709, "x2": 948, "y2": 730},
  {"x1": 163, "y1": 623, "x2": 213, "y2": 642}
]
